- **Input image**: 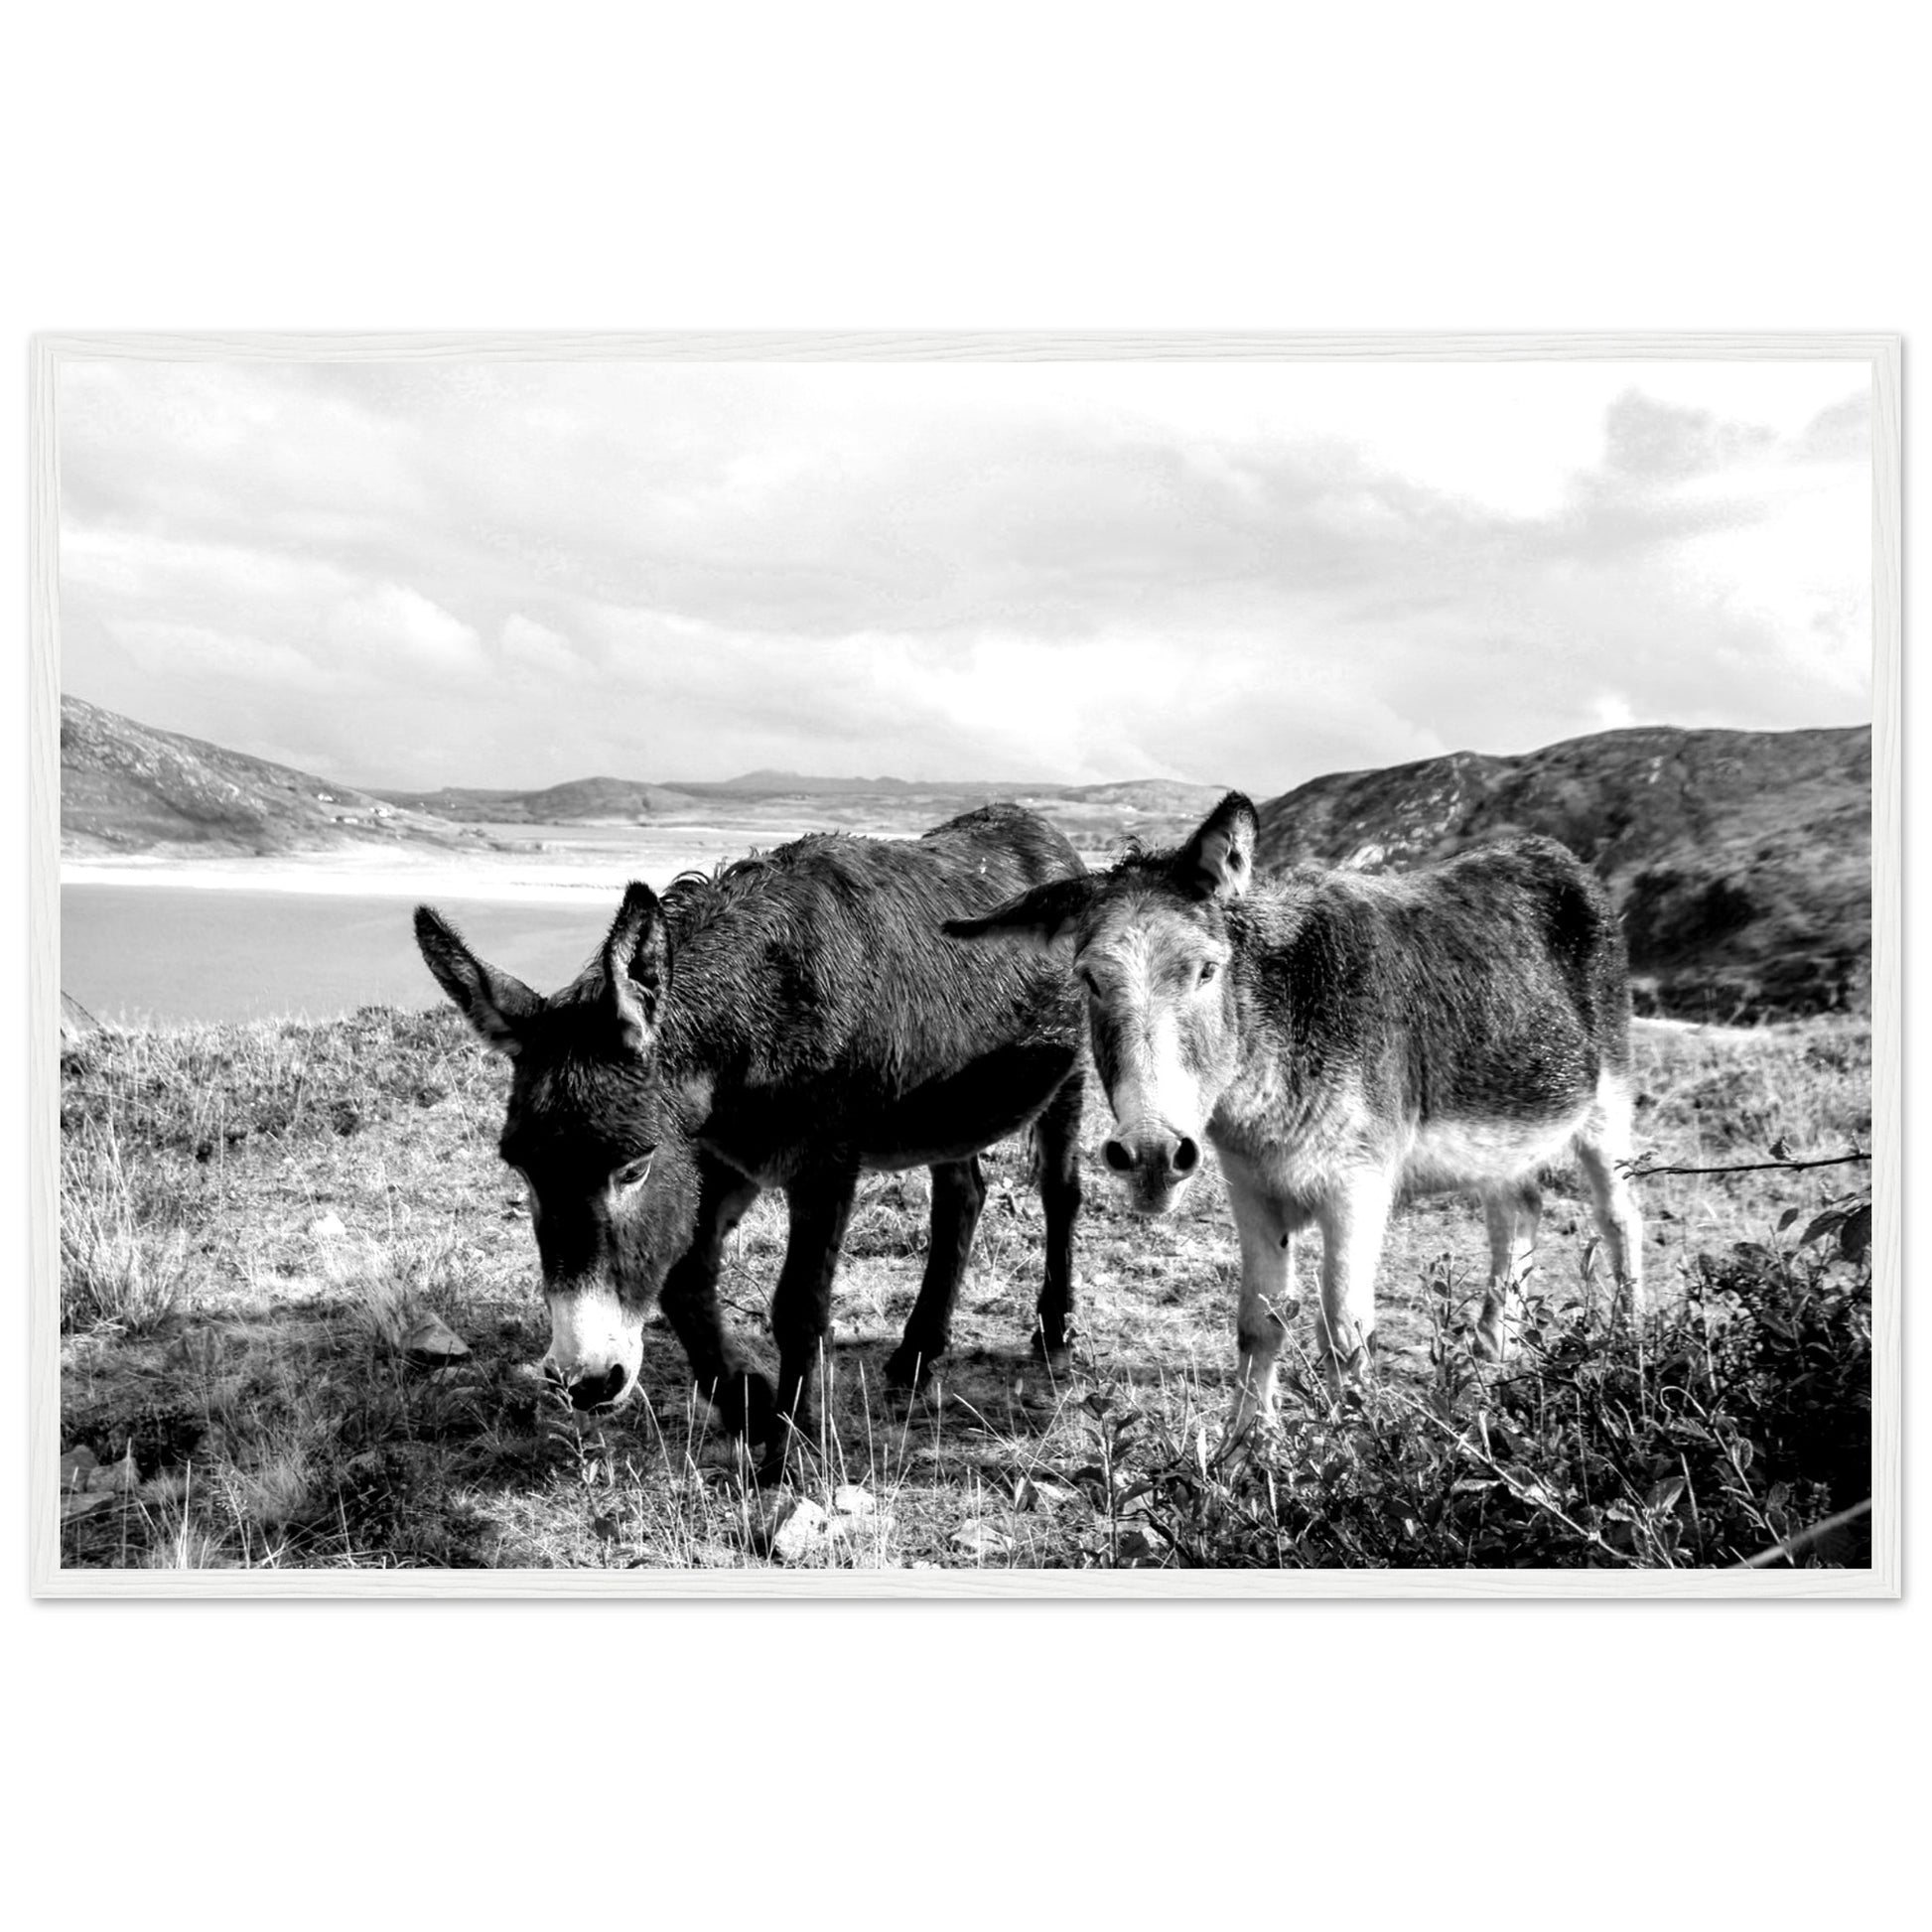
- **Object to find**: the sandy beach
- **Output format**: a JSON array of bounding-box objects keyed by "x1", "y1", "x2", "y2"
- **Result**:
[
  {"x1": 60, "y1": 840, "x2": 757, "y2": 906},
  {"x1": 55, "y1": 800, "x2": 931, "y2": 905}
]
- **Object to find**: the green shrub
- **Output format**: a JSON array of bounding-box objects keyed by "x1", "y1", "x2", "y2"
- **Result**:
[{"x1": 1060, "y1": 1192, "x2": 1872, "y2": 1571}]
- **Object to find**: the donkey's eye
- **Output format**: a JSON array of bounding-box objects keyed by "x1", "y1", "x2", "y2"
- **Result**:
[
  {"x1": 1198, "y1": 960, "x2": 1219, "y2": 987},
  {"x1": 614, "y1": 1149, "x2": 657, "y2": 1190}
]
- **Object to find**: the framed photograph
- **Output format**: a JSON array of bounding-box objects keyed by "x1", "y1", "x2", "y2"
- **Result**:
[{"x1": 31, "y1": 333, "x2": 1900, "y2": 1596}]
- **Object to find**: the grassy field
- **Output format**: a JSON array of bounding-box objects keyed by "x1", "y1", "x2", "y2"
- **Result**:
[{"x1": 56, "y1": 1007, "x2": 1873, "y2": 1572}]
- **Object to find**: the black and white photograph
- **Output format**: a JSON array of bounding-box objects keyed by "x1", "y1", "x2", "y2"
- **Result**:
[
  {"x1": 40, "y1": 340, "x2": 1893, "y2": 1588},
  {"x1": 15, "y1": 13, "x2": 1929, "y2": 1928}
]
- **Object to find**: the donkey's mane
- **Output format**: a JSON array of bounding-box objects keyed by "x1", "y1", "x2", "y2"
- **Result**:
[
  {"x1": 657, "y1": 851, "x2": 777, "y2": 943},
  {"x1": 1105, "y1": 834, "x2": 1183, "y2": 888}
]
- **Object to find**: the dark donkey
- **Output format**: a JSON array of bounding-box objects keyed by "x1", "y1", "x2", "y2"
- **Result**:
[
  {"x1": 414, "y1": 804, "x2": 1087, "y2": 1450},
  {"x1": 950, "y1": 792, "x2": 1641, "y2": 1438}
]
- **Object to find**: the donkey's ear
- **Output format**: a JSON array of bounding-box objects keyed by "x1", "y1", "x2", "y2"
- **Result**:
[
  {"x1": 1174, "y1": 792, "x2": 1259, "y2": 901},
  {"x1": 414, "y1": 906, "x2": 541, "y2": 1055},
  {"x1": 945, "y1": 874, "x2": 1096, "y2": 953},
  {"x1": 602, "y1": 881, "x2": 672, "y2": 1054}
]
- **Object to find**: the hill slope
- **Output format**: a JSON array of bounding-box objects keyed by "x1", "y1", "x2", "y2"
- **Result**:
[
  {"x1": 1255, "y1": 724, "x2": 1871, "y2": 1020},
  {"x1": 63, "y1": 696, "x2": 1870, "y2": 1020},
  {"x1": 372, "y1": 776, "x2": 703, "y2": 824},
  {"x1": 61, "y1": 697, "x2": 497, "y2": 858},
  {"x1": 372, "y1": 769, "x2": 1231, "y2": 852}
]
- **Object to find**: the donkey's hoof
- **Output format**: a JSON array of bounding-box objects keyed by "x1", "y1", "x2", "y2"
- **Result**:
[
  {"x1": 728, "y1": 1372, "x2": 782, "y2": 1445},
  {"x1": 1030, "y1": 1332, "x2": 1074, "y2": 1379},
  {"x1": 884, "y1": 1342, "x2": 940, "y2": 1392},
  {"x1": 750, "y1": 1418, "x2": 820, "y2": 1486},
  {"x1": 1470, "y1": 1315, "x2": 1511, "y2": 1363},
  {"x1": 1212, "y1": 1411, "x2": 1277, "y2": 1472}
]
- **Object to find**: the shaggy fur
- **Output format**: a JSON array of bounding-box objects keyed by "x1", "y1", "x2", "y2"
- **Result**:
[
  {"x1": 417, "y1": 804, "x2": 1087, "y2": 1450},
  {"x1": 951, "y1": 792, "x2": 1641, "y2": 1435}
]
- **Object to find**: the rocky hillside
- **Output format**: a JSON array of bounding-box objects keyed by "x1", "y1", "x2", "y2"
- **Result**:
[
  {"x1": 64, "y1": 695, "x2": 1869, "y2": 1021},
  {"x1": 1255, "y1": 724, "x2": 1871, "y2": 1021},
  {"x1": 60, "y1": 697, "x2": 498, "y2": 858}
]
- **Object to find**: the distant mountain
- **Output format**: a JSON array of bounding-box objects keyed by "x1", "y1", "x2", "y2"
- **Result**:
[
  {"x1": 58, "y1": 699, "x2": 1229, "y2": 860},
  {"x1": 372, "y1": 776, "x2": 703, "y2": 823},
  {"x1": 688, "y1": 773, "x2": 1229, "y2": 811},
  {"x1": 1254, "y1": 724, "x2": 1871, "y2": 1021},
  {"x1": 64, "y1": 698, "x2": 1869, "y2": 1022},
  {"x1": 1045, "y1": 778, "x2": 1231, "y2": 814},
  {"x1": 685, "y1": 769, "x2": 919, "y2": 797},
  {"x1": 61, "y1": 697, "x2": 499, "y2": 858},
  {"x1": 377, "y1": 769, "x2": 1016, "y2": 816},
  {"x1": 371, "y1": 766, "x2": 1229, "y2": 838}
]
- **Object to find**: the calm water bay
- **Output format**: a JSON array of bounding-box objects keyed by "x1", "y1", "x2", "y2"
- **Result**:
[{"x1": 63, "y1": 885, "x2": 625, "y2": 1028}]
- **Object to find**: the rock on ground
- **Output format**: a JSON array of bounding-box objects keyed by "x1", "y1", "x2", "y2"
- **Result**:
[
  {"x1": 401, "y1": 1313, "x2": 472, "y2": 1367},
  {"x1": 765, "y1": 1497, "x2": 832, "y2": 1564},
  {"x1": 951, "y1": 1518, "x2": 1014, "y2": 1558}
]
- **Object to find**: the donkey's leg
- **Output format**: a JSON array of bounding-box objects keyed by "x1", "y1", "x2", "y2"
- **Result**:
[
  {"x1": 1220, "y1": 1157, "x2": 1299, "y2": 1440},
  {"x1": 1313, "y1": 1170, "x2": 1394, "y2": 1390},
  {"x1": 1474, "y1": 1179, "x2": 1542, "y2": 1362},
  {"x1": 1578, "y1": 1134, "x2": 1643, "y2": 1317},
  {"x1": 656, "y1": 1154, "x2": 772, "y2": 1440},
  {"x1": 1031, "y1": 1066, "x2": 1086, "y2": 1372},
  {"x1": 768, "y1": 1169, "x2": 860, "y2": 1455},
  {"x1": 885, "y1": 1157, "x2": 987, "y2": 1390}
]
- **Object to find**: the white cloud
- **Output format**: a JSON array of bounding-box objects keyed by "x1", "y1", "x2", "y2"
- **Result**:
[
  {"x1": 325, "y1": 583, "x2": 482, "y2": 674},
  {"x1": 57, "y1": 356, "x2": 1874, "y2": 794},
  {"x1": 101, "y1": 618, "x2": 326, "y2": 692},
  {"x1": 498, "y1": 613, "x2": 585, "y2": 683}
]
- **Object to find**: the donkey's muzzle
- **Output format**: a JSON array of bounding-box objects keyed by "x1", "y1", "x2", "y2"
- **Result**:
[
  {"x1": 565, "y1": 1361, "x2": 630, "y2": 1411},
  {"x1": 1101, "y1": 1130, "x2": 1200, "y2": 1177},
  {"x1": 544, "y1": 1282, "x2": 644, "y2": 1411},
  {"x1": 1101, "y1": 1125, "x2": 1201, "y2": 1211}
]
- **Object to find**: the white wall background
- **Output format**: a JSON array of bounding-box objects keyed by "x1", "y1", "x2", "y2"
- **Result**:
[{"x1": 7, "y1": 6, "x2": 1921, "y2": 1928}]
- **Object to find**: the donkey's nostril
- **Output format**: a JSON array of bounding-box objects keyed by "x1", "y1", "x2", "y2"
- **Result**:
[
  {"x1": 568, "y1": 1363, "x2": 628, "y2": 1411},
  {"x1": 1173, "y1": 1137, "x2": 1201, "y2": 1176},
  {"x1": 1102, "y1": 1140, "x2": 1135, "y2": 1173}
]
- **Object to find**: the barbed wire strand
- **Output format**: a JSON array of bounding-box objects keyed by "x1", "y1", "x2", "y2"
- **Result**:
[
  {"x1": 1729, "y1": 1498, "x2": 1872, "y2": 1571},
  {"x1": 1626, "y1": 1150, "x2": 1868, "y2": 1179}
]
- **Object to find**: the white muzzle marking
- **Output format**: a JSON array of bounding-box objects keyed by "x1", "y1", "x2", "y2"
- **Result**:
[{"x1": 544, "y1": 1282, "x2": 644, "y2": 1396}]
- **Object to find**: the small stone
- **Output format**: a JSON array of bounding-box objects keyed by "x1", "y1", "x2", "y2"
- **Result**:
[
  {"x1": 309, "y1": 1211, "x2": 348, "y2": 1240},
  {"x1": 830, "y1": 1484, "x2": 876, "y2": 1518},
  {"x1": 768, "y1": 1497, "x2": 832, "y2": 1564},
  {"x1": 1013, "y1": 1476, "x2": 1080, "y2": 1513},
  {"x1": 60, "y1": 1447, "x2": 99, "y2": 1488},
  {"x1": 401, "y1": 1313, "x2": 471, "y2": 1367},
  {"x1": 951, "y1": 1518, "x2": 1013, "y2": 1558},
  {"x1": 829, "y1": 1510, "x2": 897, "y2": 1557},
  {"x1": 94, "y1": 1447, "x2": 142, "y2": 1493}
]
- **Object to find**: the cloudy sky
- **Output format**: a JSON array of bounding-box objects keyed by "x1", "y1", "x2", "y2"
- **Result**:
[{"x1": 57, "y1": 355, "x2": 1872, "y2": 796}]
